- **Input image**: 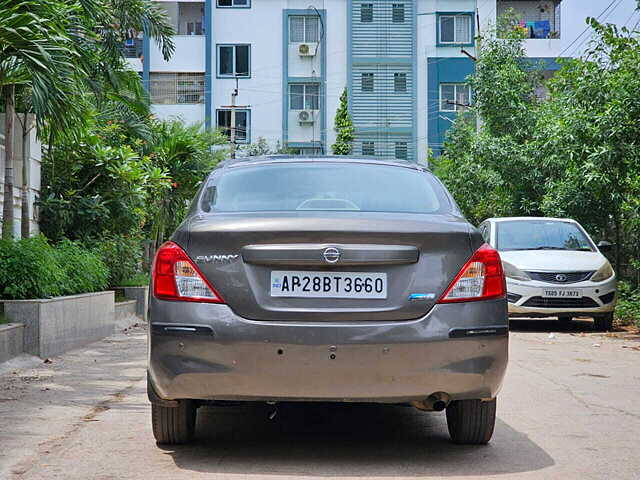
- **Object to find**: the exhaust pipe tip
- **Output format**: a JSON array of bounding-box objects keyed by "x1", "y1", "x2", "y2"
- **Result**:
[
  {"x1": 432, "y1": 400, "x2": 446, "y2": 412},
  {"x1": 412, "y1": 393, "x2": 450, "y2": 412}
]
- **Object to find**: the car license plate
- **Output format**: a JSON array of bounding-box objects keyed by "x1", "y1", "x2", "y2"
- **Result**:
[
  {"x1": 542, "y1": 289, "x2": 582, "y2": 298},
  {"x1": 270, "y1": 271, "x2": 387, "y2": 299}
]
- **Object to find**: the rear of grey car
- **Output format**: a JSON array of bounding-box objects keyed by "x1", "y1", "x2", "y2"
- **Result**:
[{"x1": 148, "y1": 157, "x2": 508, "y2": 445}]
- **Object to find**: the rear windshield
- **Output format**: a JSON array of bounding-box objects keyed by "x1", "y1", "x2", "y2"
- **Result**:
[
  {"x1": 497, "y1": 220, "x2": 594, "y2": 251},
  {"x1": 201, "y1": 162, "x2": 451, "y2": 214}
]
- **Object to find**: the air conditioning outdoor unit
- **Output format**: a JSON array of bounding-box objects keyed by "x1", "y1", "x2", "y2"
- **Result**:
[
  {"x1": 298, "y1": 43, "x2": 318, "y2": 57},
  {"x1": 297, "y1": 110, "x2": 315, "y2": 125}
]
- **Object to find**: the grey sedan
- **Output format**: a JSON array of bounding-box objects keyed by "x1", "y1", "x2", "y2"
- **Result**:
[{"x1": 148, "y1": 156, "x2": 508, "y2": 445}]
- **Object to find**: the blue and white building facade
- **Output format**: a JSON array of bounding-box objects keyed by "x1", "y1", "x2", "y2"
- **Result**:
[{"x1": 127, "y1": 0, "x2": 639, "y2": 162}]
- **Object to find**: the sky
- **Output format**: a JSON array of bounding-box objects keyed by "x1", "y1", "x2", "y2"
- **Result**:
[{"x1": 561, "y1": 0, "x2": 640, "y2": 56}]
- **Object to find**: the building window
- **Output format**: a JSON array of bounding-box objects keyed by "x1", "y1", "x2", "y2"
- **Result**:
[
  {"x1": 289, "y1": 84, "x2": 319, "y2": 110},
  {"x1": 394, "y1": 73, "x2": 407, "y2": 93},
  {"x1": 440, "y1": 83, "x2": 471, "y2": 112},
  {"x1": 361, "y1": 3, "x2": 373, "y2": 23},
  {"x1": 361, "y1": 73, "x2": 374, "y2": 92},
  {"x1": 395, "y1": 142, "x2": 408, "y2": 160},
  {"x1": 392, "y1": 4, "x2": 405, "y2": 23},
  {"x1": 217, "y1": 0, "x2": 250, "y2": 7},
  {"x1": 216, "y1": 109, "x2": 249, "y2": 143},
  {"x1": 217, "y1": 44, "x2": 250, "y2": 77},
  {"x1": 290, "y1": 16, "x2": 320, "y2": 43},
  {"x1": 439, "y1": 14, "x2": 472, "y2": 44},
  {"x1": 362, "y1": 142, "x2": 375, "y2": 156},
  {"x1": 149, "y1": 73, "x2": 205, "y2": 104}
]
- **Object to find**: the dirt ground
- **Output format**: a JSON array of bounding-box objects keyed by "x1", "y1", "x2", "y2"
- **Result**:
[{"x1": 1, "y1": 318, "x2": 639, "y2": 480}]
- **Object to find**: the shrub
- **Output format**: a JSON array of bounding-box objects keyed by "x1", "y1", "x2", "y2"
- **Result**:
[
  {"x1": 615, "y1": 281, "x2": 640, "y2": 328},
  {"x1": 119, "y1": 272, "x2": 150, "y2": 287},
  {"x1": 0, "y1": 236, "x2": 108, "y2": 300},
  {"x1": 91, "y1": 235, "x2": 143, "y2": 287},
  {"x1": 55, "y1": 240, "x2": 109, "y2": 296}
]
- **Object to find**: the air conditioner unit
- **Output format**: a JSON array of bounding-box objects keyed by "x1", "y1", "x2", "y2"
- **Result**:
[
  {"x1": 298, "y1": 43, "x2": 318, "y2": 57},
  {"x1": 297, "y1": 110, "x2": 315, "y2": 125}
]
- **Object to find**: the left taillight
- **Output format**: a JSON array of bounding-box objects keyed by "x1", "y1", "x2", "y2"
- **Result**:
[
  {"x1": 152, "y1": 241, "x2": 224, "y2": 303},
  {"x1": 437, "y1": 243, "x2": 506, "y2": 304}
]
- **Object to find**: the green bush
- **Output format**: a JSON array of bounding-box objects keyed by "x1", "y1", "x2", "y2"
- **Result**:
[
  {"x1": 91, "y1": 235, "x2": 143, "y2": 287},
  {"x1": 0, "y1": 236, "x2": 108, "y2": 300},
  {"x1": 615, "y1": 281, "x2": 640, "y2": 328},
  {"x1": 55, "y1": 240, "x2": 109, "y2": 296},
  {"x1": 119, "y1": 272, "x2": 150, "y2": 287}
]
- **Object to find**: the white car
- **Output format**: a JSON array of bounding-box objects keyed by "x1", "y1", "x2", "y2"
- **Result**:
[{"x1": 478, "y1": 217, "x2": 617, "y2": 330}]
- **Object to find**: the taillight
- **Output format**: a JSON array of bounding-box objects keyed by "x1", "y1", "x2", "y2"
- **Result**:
[
  {"x1": 152, "y1": 241, "x2": 224, "y2": 303},
  {"x1": 437, "y1": 244, "x2": 505, "y2": 303}
]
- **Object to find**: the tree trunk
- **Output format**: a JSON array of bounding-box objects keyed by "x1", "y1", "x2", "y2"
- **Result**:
[
  {"x1": 2, "y1": 84, "x2": 15, "y2": 240},
  {"x1": 21, "y1": 114, "x2": 33, "y2": 239}
]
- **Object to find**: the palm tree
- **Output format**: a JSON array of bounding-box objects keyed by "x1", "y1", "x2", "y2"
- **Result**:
[
  {"x1": 0, "y1": 0, "x2": 175, "y2": 239},
  {"x1": 0, "y1": 0, "x2": 79, "y2": 239}
]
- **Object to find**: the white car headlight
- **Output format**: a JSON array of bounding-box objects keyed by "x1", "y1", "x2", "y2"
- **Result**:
[
  {"x1": 591, "y1": 262, "x2": 614, "y2": 282},
  {"x1": 502, "y1": 261, "x2": 531, "y2": 281}
]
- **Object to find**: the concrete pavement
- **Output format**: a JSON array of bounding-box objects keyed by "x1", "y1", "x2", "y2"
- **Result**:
[{"x1": 1, "y1": 319, "x2": 639, "y2": 480}]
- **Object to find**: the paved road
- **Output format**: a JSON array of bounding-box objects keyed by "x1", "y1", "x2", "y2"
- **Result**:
[{"x1": 1, "y1": 319, "x2": 639, "y2": 480}]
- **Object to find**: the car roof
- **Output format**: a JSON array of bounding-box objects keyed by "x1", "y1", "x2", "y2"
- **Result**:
[
  {"x1": 215, "y1": 155, "x2": 429, "y2": 172},
  {"x1": 486, "y1": 217, "x2": 577, "y2": 223}
]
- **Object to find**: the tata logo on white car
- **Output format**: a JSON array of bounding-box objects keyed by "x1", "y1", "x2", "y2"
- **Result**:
[{"x1": 555, "y1": 274, "x2": 568, "y2": 282}]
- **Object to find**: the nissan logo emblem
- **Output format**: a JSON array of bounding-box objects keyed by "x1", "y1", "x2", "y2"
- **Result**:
[
  {"x1": 555, "y1": 274, "x2": 568, "y2": 282},
  {"x1": 322, "y1": 247, "x2": 341, "y2": 264}
]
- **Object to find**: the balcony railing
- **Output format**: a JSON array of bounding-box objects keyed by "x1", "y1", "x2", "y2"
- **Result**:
[{"x1": 497, "y1": 0, "x2": 561, "y2": 39}]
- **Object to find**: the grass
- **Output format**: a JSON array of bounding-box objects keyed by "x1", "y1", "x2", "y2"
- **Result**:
[
  {"x1": 0, "y1": 312, "x2": 9, "y2": 325},
  {"x1": 119, "y1": 273, "x2": 150, "y2": 287}
]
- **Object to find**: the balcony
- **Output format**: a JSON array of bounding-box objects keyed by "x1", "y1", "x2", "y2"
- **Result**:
[
  {"x1": 156, "y1": 1, "x2": 205, "y2": 36},
  {"x1": 150, "y1": 35, "x2": 205, "y2": 71},
  {"x1": 497, "y1": 0, "x2": 562, "y2": 39}
]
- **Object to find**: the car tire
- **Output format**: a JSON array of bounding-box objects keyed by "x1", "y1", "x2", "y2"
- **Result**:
[
  {"x1": 446, "y1": 398, "x2": 496, "y2": 445},
  {"x1": 558, "y1": 315, "x2": 572, "y2": 323},
  {"x1": 151, "y1": 400, "x2": 196, "y2": 445},
  {"x1": 593, "y1": 313, "x2": 614, "y2": 332}
]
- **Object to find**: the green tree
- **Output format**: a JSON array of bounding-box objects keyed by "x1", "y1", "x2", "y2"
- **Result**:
[
  {"x1": 1, "y1": 0, "x2": 175, "y2": 239},
  {"x1": 435, "y1": 14, "x2": 640, "y2": 287},
  {"x1": 535, "y1": 20, "x2": 640, "y2": 271},
  {"x1": 0, "y1": 0, "x2": 79, "y2": 239},
  {"x1": 331, "y1": 88, "x2": 354, "y2": 155},
  {"x1": 434, "y1": 17, "x2": 546, "y2": 223},
  {"x1": 143, "y1": 120, "x2": 227, "y2": 252}
]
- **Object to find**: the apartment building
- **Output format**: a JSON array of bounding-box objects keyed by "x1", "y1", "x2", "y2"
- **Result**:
[{"x1": 126, "y1": 0, "x2": 638, "y2": 162}]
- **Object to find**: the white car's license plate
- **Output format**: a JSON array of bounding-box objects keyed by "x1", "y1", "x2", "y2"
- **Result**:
[
  {"x1": 270, "y1": 271, "x2": 387, "y2": 299},
  {"x1": 542, "y1": 289, "x2": 582, "y2": 298}
]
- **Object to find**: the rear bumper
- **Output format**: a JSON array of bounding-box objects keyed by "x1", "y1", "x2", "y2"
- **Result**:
[{"x1": 148, "y1": 298, "x2": 508, "y2": 403}]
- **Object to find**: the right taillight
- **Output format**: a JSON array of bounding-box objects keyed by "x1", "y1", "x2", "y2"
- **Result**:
[
  {"x1": 437, "y1": 244, "x2": 506, "y2": 303},
  {"x1": 152, "y1": 241, "x2": 224, "y2": 303}
]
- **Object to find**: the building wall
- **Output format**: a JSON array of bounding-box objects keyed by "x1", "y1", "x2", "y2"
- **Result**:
[
  {"x1": 139, "y1": 0, "x2": 637, "y2": 160},
  {"x1": 348, "y1": 0, "x2": 417, "y2": 161}
]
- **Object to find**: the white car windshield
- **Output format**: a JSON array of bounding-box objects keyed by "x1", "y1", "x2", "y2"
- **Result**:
[{"x1": 497, "y1": 220, "x2": 594, "y2": 252}]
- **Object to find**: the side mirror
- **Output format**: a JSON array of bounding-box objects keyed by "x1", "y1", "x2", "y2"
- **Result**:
[{"x1": 597, "y1": 240, "x2": 613, "y2": 253}]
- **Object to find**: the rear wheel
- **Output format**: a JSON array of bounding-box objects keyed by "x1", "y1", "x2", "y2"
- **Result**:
[
  {"x1": 446, "y1": 398, "x2": 496, "y2": 445},
  {"x1": 593, "y1": 313, "x2": 614, "y2": 332},
  {"x1": 151, "y1": 400, "x2": 196, "y2": 444}
]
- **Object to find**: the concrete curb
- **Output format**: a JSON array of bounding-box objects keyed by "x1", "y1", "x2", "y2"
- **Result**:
[
  {"x1": 122, "y1": 286, "x2": 149, "y2": 322},
  {"x1": 3, "y1": 291, "x2": 115, "y2": 358},
  {"x1": 0, "y1": 323, "x2": 24, "y2": 363}
]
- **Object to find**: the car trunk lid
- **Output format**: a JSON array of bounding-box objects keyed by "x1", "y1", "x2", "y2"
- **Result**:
[{"x1": 183, "y1": 212, "x2": 474, "y2": 321}]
